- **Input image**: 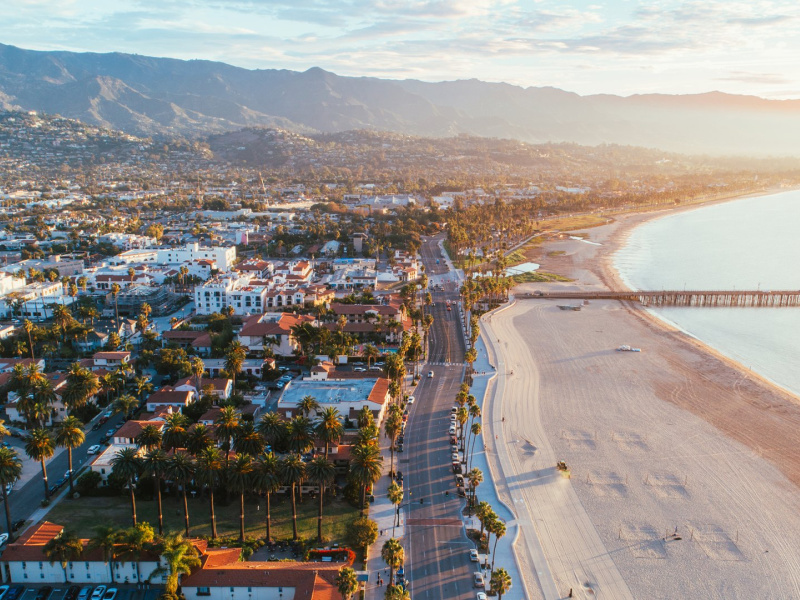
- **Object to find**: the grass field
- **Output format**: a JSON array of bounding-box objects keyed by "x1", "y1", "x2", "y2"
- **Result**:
[
  {"x1": 511, "y1": 271, "x2": 572, "y2": 283},
  {"x1": 47, "y1": 491, "x2": 361, "y2": 543},
  {"x1": 540, "y1": 214, "x2": 611, "y2": 231}
]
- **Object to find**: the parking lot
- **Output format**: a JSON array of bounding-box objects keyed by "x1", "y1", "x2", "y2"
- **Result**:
[{"x1": 13, "y1": 586, "x2": 162, "y2": 600}]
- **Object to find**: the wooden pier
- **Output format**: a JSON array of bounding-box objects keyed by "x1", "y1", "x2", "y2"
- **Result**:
[{"x1": 520, "y1": 290, "x2": 800, "y2": 307}]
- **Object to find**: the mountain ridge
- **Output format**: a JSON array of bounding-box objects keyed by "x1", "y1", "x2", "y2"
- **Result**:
[{"x1": 0, "y1": 42, "x2": 798, "y2": 156}]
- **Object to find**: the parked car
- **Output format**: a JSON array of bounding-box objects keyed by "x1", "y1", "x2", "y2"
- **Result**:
[
  {"x1": 90, "y1": 586, "x2": 106, "y2": 600},
  {"x1": 473, "y1": 573, "x2": 485, "y2": 588},
  {"x1": 407, "y1": 396, "x2": 415, "y2": 404},
  {"x1": 91, "y1": 423, "x2": 102, "y2": 431},
  {"x1": 11, "y1": 519, "x2": 25, "y2": 532},
  {"x1": 451, "y1": 452, "x2": 459, "y2": 462},
  {"x1": 477, "y1": 593, "x2": 487, "y2": 600},
  {"x1": 65, "y1": 585, "x2": 80, "y2": 600},
  {"x1": 469, "y1": 549, "x2": 480, "y2": 562},
  {"x1": 87, "y1": 445, "x2": 101, "y2": 455},
  {"x1": 448, "y1": 425, "x2": 457, "y2": 435},
  {"x1": 0, "y1": 585, "x2": 8, "y2": 600},
  {"x1": 48, "y1": 485, "x2": 58, "y2": 496},
  {"x1": 35, "y1": 587, "x2": 53, "y2": 600},
  {"x1": 76, "y1": 587, "x2": 92, "y2": 600},
  {"x1": 102, "y1": 589, "x2": 118, "y2": 600},
  {"x1": 5, "y1": 587, "x2": 24, "y2": 600},
  {"x1": 106, "y1": 429, "x2": 116, "y2": 437}
]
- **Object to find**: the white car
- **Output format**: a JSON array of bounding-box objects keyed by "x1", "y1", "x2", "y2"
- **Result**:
[
  {"x1": 427, "y1": 371, "x2": 434, "y2": 378},
  {"x1": 451, "y1": 452, "x2": 460, "y2": 462},
  {"x1": 407, "y1": 396, "x2": 415, "y2": 404},
  {"x1": 474, "y1": 572, "x2": 485, "y2": 588},
  {"x1": 448, "y1": 425, "x2": 457, "y2": 435},
  {"x1": 477, "y1": 593, "x2": 488, "y2": 600},
  {"x1": 469, "y1": 549, "x2": 479, "y2": 562},
  {"x1": 87, "y1": 445, "x2": 101, "y2": 455},
  {"x1": 90, "y1": 586, "x2": 106, "y2": 600},
  {"x1": 0, "y1": 533, "x2": 8, "y2": 547}
]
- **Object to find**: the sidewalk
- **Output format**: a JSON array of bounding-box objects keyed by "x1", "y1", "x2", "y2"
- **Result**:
[
  {"x1": 468, "y1": 334, "x2": 529, "y2": 600},
  {"x1": 364, "y1": 415, "x2": 406, "y2": 599}
]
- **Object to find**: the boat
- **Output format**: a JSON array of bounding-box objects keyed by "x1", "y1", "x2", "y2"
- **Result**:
[{"x1": 558, "y1": 305, "x2": 582, "y2": 311}]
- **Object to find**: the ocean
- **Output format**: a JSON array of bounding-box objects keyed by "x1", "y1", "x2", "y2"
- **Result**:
[{"x1": 613, "y1": 189, "x2": 800, "y2": 397}]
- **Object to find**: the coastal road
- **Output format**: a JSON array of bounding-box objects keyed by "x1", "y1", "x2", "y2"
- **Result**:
[{"x1": 402, "y1": 235, "x2": 476, "y2": 600}]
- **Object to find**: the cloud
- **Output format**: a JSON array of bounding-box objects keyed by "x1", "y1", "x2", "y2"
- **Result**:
[{"x1": 716, "y1": 71, "x2": 791, "y2": 85}]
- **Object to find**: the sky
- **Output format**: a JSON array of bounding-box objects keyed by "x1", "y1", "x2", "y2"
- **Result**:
[{"x1": 4, "y1": 0, "x2": 800, "y2": 98}]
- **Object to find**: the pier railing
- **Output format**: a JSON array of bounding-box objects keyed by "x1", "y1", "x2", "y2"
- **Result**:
[{"x1": 520, "y1": 290, "x2": 800, "y2": 307}]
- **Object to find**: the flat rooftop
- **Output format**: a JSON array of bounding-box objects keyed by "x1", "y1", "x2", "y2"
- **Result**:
[{"x1": 280, "y1": 378, "x2": 378, "y2": 406}]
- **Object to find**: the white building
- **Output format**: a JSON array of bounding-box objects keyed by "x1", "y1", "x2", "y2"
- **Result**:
[{"x1": 157, "y1": 243, "x2": 236, "y2": 272}]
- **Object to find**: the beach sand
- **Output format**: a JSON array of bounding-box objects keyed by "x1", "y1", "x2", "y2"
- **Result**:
[{"x1": 482, "y1": 210, "x2": 800, "y2": 598}]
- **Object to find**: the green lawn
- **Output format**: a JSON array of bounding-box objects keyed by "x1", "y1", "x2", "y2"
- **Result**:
[{"x1": 47, "y1": 491, "x2": 361, "y2": 544}]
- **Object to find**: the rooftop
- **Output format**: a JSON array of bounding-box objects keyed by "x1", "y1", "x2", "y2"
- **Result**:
[{"x1": 280, "y1": 378, "x2": 387, "y2": 407}]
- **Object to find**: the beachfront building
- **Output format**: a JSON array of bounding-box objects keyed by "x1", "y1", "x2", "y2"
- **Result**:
[{"x1": 276, "y1": 377, "x2": 390, "y2": 425}]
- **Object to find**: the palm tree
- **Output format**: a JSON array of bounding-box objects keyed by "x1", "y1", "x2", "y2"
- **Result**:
[
  {"x1": 55, "y1": 416, "x2": 85, "y2": 497},
  {"x1": 44, "y1": 530, "x2": 83, "y2": 583},
  {"x1": 279, "y1": 454, "x2": 306, "y2": 540},
  {"x1": 256, "y1": 410, "x2": 284, "y2": 444},
  {"x1": 298, "y1": 395, "x2": 320, "y2": 419},
  {"x1": 111, "y1": 447, "x2": 141, "y2": 527},
  {"x1": 190, "y1": 356, "x2": 205, "y2": 395},
  {"x1": 456, "y1": 406, "x2": 469, "y2": 452},
  {"x1": 162, "y1": 413, "x2": 189, "y2": 451},
  {"x1": 214, "y1": 406, "x2": 240, "y2": 471},
  {"x1": 23, "y1": 319, "x2": 35, "y2": 359},
  {"x1": 227, "y1": 453, "x2": 254, "y2": 542},
  {"x1": 336, "y1": 566, "x2": 359, "y2": 600},
  {"x1": 306, "y1": 456, "x2": 335, "y2": 543},
  {"x1": 63, "y1": 364, "x2": 100, "y2": 412},
  {"x1": 253, "y1": 452, "x2": 280, "y2": 541},
  {"x1": 136, "y1": 424, "x2": 163, "y2": 452},
  {"x1": 467, "y1": 467, "x2": 483, "y2": 515},
  {"x1": 111, "y1": 283, "x2": 121, "y2": 331},
  {"x1": 185, "y1": 424, "x2": 213, "y2": 456},
  {"x1": 152, "y1": 532, "x2": 201, "y2": 595},
  {"x1": 384, "y1": 585, "x2": 411, "y2": 600},
  {"x1": 490, "y1": 567, "x2": 512, "y2": 599},
  {"x1": 194, "y1": 447, "x2": 223, "y2": 539},
  {"x1": 285, "y1": 415, "x2": 314, "y2": 456},
  {"x1": 233, "y1": 422, "x2": 264, "y2": 457},
  {"x1": 25, "y1": 428, "x2": 55, "y2": 500},
  {"x1": 467, "y1": 422, "x2": 482, "y2": 473},
  {"x1": 119, "y1": 522, "x2": 155, "y2": 585},
  {"x1": 133, "y1": 375, "x2": 154, "y2": 404},
  {"x1": 225, "y1": 341, "x2": 246, "y2": 389},
  {"x1": 90, "y1": 526, "x2": 120, "y2": 583},
  {"x1": 381, "y1": 538, "x2": 405, "y2": 587},
  {"x1": 363, "y1": 344, "x2": 380, "y2": 369},
  {"x1": 0, "y1": 447, "x2": 22, "y2": 538},
  {"x1": 166, "y1": 453, "x2": 195, "y2": 537},
  {"x1": 387, "y1": 481, "x2": 403, "y2": 537},
  {"x1": 348, "y1": 442, "x2": 383, "y2": 515},
  {"x1": 316, "y1": 407, "x2": 343, "y2": 459},
  {"x1": 142, "y1": 448, "x2": 169, "y2": 535},
  {"x1": 489, "y1": 519, "x2": 507, "y2": 572},
  {"x1": 384, "y1": 408, "x2": 403, "y2": 477},
  {"x1": 113, "y1": 394, "x2": 139, "y2": 421}
]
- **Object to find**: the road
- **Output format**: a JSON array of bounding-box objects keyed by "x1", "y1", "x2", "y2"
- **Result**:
[{"x1": 403, "y1": 234, "x2": 479, "y2": 600}]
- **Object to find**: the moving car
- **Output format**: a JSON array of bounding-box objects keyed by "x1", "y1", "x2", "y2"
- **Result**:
[
  {"x1": 473, "y1": 573, "x2": 485, "y2": 588},
  {"x1": 469, "y1": 549, "x2": 480, "y2": 562},
  {"x1": 427, "y1": 371, "x2": 434, "y2": 378},
  {"x1": 407, "y1": 396, "x2": 415, "y2": 404},
  {"x1": 87, "y1": 445, "x2": 101, "y2": 455}
]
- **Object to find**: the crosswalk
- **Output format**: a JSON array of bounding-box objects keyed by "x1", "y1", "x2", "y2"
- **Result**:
[{"x1": 426, "y1": 361, "x2": 465, "y2": 366}]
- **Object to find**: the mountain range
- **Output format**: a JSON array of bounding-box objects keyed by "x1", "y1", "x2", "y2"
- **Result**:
[{"x1": 1, "y1": 42, "x2": 799, "y2": 157}]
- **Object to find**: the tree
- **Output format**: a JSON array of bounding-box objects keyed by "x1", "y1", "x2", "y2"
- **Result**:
[
  {"x1": 306, "y1": 456, "x2": 335, "y2": 543},
  {"x1": 0, "y1": 447, "x2": 22, "y2": 538},
  {"x1": 285, "y1": 416, "x2": 314, "y2": 455},
  {"x1": 136, "y1": 424, "x2": 163, "y2": 452},
  {"x1": 44, "y1": 530, "x2": 83, "y2": 583},
  {"x1": 384, "y1": 407, "x2": 403, "y2": 477},
  {"x1": 490, "y1": 567, "x2": 512, "y2": 599},
  {"x1": 111, "y1": 283, "x2": 121, "y2": 332},
  {"x1": 142, "y1": 449, "x2": 169, "y2": 535},
  {"x1": 152, "y1": 532, "x2": 201, "y2": 595},
  {"x1": 25, "y1": 428, "x2": 55, "y2": 500},
  {"x1": 489, "y1": 519, "x2": 506, "y2": 572},
  {"x1": 113, "y1": 394, "x2": 139, "y2": 421},
  {"x1": 227, "y1": 453, "x2": 254, "y2": 542},
  {"x1": 90, "y1": 526, "x2": 120, "y2": 583},
  {"x1": 336, "y1": 566, "x2": 360, "y2": 600},
  {"x1": 280, "y1": 453, "x2": 306, "y2": 540},
  {"x1": 162, "y1": 413, "x2": 189, "y2": 451},
  {"x1": 190, "y1": 356, "x2": 205, "y2": 397},
  {"x1": 133, "y1": 375, "x2": 154, "y2": 404},
  {"x1": 256, "y1": 411, "x2": 285, "y2": 449},
  {"x1": 166, "y1": 453, "x2": 195, "y2": 537},
  {"x1": 225, "y1": 341, "x2": 246, "y2": 389},
  {"x1": 214, "y1": 406, "x2": 240, "y2": 472},
  {"x1": 298, "y1": 395, "x2": 320, "y2": 419},
  {"x1": 467, "y1": 467, "x2": 483, "y2": 515},
  {"x1": 348, "y1": 442, "x2": 383, "y2": 514},
  {"x1": 63, "y1": 364, "x2": 100, "y2": 412},
  {"x1": 194, "y1": 447, "x2": 223, "y2": 539},
  {"x1": 253, "y1": 452, "x2": 281, "y2": 541},
  {"x1": 55, "y1": 416, "x2": 85, "y2": 497},
  {"x1": 348, "y1": 516, "x2": 378, "y2": 556},
  {"x1": 232, "y1": 422, "x2": 264, "y2": 457},
  {"x1": 185, "y1": 424, "x2": 213, "y2": 456},
  {"x1": 119, "y1": 522, "x2": 155, "y2": 584},
  {"x1": 381, "y1": 538, "x2": 405, "y2": 588},
  {"x1": 387, "y1": 481, "x2": 403, "y2": 536},
  {"x1": 384, "y1": 585, "x2": 411, "y2": 600},
  {"x1": 23, "y1": 319, "x2": 35, "y2": 359},
  {"x1": 363, "y1": 344, "x2": 380, "y2": 369},
  {"x1": 111, "y1": 447, "x2": 141, "y2": 527},
  {"x1": 315, "y1": 407, "x2": 343, "y2": 459}
]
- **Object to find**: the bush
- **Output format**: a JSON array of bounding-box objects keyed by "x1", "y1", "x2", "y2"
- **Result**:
[{"x1": 76, "y1": 470, "x2": 102, "y2": 495}]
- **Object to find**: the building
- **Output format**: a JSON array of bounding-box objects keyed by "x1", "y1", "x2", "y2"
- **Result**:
[
  {"x1": 146, "y1": 388, "x2": 195, "y2": 412},
  {"x1": 157, "y1": 243, "x2": 236, "y2": 272},
  {"x1": 174, "y1": 376, "x2": 233, "y2": 400},
  {"x1": 162, "y1": 330, "x2": 213, "y2": 356},
  {"x1": 237, "y1": 313, "x2": 316, "y2": 356},
  {"x1": 201, "y1": 358, "x2": 270, "y2": 379},
  {"x1": 276, "y1": 377, "x2": 390, "y2": 425},
  {"x1": 93, "y1": 351, "x2": 131, "y2": 369}
]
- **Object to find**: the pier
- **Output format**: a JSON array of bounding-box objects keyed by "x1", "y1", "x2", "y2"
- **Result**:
[{"x1": 520, "y1": 290, "x2": 800, "y2": 307}]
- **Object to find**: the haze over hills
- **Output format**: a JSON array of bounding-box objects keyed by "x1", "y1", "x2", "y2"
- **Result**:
[{"x1": 1, "y1": 42, "x2": 799, "y2": 157}]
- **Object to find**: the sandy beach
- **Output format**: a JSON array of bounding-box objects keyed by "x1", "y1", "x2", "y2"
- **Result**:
[{"x1": 481, "y1": 208, "x2": 800, "y2": 598}]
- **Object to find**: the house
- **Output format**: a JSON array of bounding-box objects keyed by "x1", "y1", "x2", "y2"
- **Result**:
[
  {"x1": 161, "y1": 330, "x2": 213, "y2": 356},
  {"x1": 145, "y1": 388, "x2": 195, "y2": 412},
  {"x1": 92, "y1": 351, "x2": 131, "y2": 369},
  {"x1": 180, "y1": 546, "x2": 347, "y2": 600},
  {"x1": 0, "y1": 521, "x2": 166, "y2": 585},
  {"x1": 237, "y1": 313, "x2": 316, "y2": 356},
  {"x1": 89, "y1": 443, "x2": 137, "y2": 485},
  {"x1": 201, "y1": 358, "x2": 271, "y2": 379},
  {"x1": 112, "y1": 420, "x2": 166, "y2": 446},
  {"x1": 174, "y1": 376, "x2": 233, "y2": 400}
]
